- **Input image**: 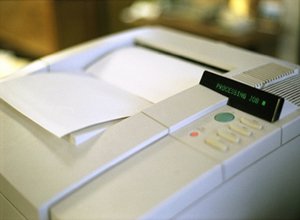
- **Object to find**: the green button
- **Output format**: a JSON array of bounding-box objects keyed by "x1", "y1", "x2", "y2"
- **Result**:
[{"x1": 214, "y1": 112, "x2": 235, "y2": 122}]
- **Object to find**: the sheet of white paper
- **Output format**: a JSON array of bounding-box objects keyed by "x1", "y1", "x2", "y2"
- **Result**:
[
  {"x1": 0, "y1": 73, "x2": 151, "y2": 137},
  {"x1": 65, "y1": 118, "x2": 123, "y2": 146},
  {"x1": 86, "y1": 47, "x2": 206, "y2": 103}
]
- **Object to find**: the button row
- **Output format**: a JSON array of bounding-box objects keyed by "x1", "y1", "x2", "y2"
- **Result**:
[
  {"x1": 206, "y1": 115, "x2": 264, "y2": 152},
  {"x1": 189, "y1": 113, "x2": 264, "y2": 153}
]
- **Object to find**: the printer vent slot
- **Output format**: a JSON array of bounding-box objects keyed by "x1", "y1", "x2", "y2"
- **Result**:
[
  {"x1": 263, "y1": 74, "x2": 300, "y2": 107},
  {"x1": 233, "y1": 63, "x2": 298, "y2": 89}
]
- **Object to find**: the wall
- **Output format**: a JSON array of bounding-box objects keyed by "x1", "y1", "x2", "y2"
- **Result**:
[{"x1": 277, "y1": 0, "x2": 300, "y2": 64}]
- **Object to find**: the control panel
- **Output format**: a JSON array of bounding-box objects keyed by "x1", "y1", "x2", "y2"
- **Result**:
[{"x1": 171, "y1": 105, "x2": 280, "y2": 179}]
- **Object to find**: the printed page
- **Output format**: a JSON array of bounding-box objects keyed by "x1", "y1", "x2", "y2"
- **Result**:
[
  {"x1": 0, "y1": 72, "x2": 151, "y2": 137},
  {"x1": 85, "y1": 47, "x2": 206, "y2": 103}
]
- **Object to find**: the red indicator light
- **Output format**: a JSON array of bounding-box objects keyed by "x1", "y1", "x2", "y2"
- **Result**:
[{"x1": 190, "y1": 131, "x2": 200, "y2": 137}]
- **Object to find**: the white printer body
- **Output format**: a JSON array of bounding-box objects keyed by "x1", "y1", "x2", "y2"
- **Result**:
[{"x1": 0, "y1": 26, "x2": 300, "y2": 220}]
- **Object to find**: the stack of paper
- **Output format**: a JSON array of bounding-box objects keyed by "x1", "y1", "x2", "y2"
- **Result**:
[
  {"x1": 86, "y1": 47, "x2": 204, "y2": 103},
  {"x1": 0, "y1": 73, "x2": 151, "y2": 144},
  {"x1": 0, "y1": 46, "x2": 205, "y2": 145}
]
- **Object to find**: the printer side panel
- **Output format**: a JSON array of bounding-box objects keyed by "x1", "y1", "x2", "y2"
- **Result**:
[{"x1": 0, "y1": 193, "x2": 26, "y2": 220}]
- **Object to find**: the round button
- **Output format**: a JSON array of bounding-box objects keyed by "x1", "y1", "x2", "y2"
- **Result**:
[{"x1": 214, "y1": 112, "x2": 235, "y2": 122}]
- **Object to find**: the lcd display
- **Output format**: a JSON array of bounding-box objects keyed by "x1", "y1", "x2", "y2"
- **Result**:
[{"x1": 200, "y1": 71, "x2": 284, "y2": 122}]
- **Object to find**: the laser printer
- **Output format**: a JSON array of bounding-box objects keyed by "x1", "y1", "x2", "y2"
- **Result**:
[{"x1": 0, "y1": 26, "x2": 300, "y2": 220}]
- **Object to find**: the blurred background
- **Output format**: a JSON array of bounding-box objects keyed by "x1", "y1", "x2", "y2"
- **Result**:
[{"x1": 0, "y1": 0, "x2": 299, "y2": 78}]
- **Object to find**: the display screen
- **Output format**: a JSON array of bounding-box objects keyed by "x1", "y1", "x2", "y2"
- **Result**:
[{"x1": 200, "y1": 71, "x2": 284, "y2": 122}]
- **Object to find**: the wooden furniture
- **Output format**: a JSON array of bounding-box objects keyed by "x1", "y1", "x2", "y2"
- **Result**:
[{"x1": 0, "y1": 0, "x2": 107, "y2": 58}]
